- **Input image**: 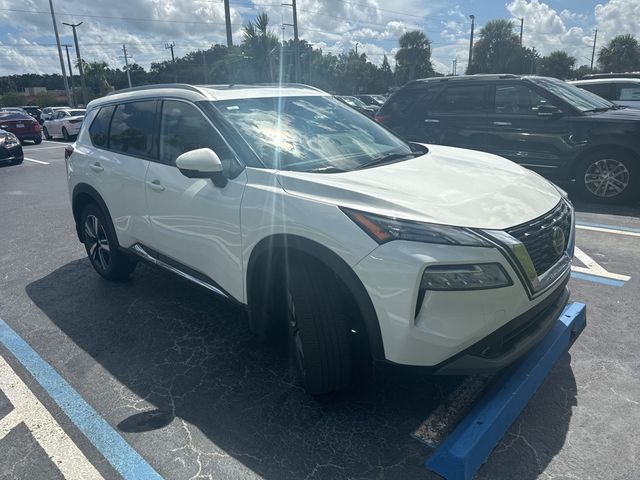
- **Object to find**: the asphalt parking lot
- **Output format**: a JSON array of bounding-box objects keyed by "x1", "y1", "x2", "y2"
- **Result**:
[{"x1": 1, "y1": 142, "x2": 639, "y2": 480}]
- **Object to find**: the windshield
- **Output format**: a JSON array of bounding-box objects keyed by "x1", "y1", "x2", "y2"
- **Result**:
[
  {"x1": 213, "y1": 95, "x2": 412, "y2": 172},
  {"x1": 0, "y1": 112, "x2": 31, "y2": 121},
  {"x1": 529, "y1": 77, "x2": 615, "y2": 112}
]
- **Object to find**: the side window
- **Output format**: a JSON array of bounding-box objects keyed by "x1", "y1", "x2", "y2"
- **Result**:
[
  {"x1": 109, "y1": 101, "x2": 157, "y2": 158},
  {"x1": 430, "y1": 84, "x2": 489, "y2": 114},
  {"x1": 494, "y1": 84, "x2": 549, "y2": 115},
  {"x1": 159, "y1": 100, "x2": 233, "y2": 167},
  {"x1": 89, "y1": 105, "x2": 115, "y2": 148},
  {"x1": 616, "y1": 83, "x2": 640, "y2": 101},
  {"x1": 580, "y1": 83, "x2": 614, "y2": 100}
]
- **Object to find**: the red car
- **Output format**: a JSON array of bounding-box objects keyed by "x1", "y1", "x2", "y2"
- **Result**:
[{"x1": 0, "y1": 111, "x2": 42, "y2": 144}]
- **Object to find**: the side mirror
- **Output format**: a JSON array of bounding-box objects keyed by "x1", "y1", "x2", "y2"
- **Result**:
[
  {"x1": 176, "y1": 148, "x2": 227, "y2": 187},
  {"x1": 537, "y1": 104, "x2": 563, "y2": 117}
]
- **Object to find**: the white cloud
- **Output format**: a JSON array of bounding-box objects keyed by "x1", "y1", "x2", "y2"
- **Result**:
[{"x1": 595, "y1": 0, "x2": 640, "y2": 38}]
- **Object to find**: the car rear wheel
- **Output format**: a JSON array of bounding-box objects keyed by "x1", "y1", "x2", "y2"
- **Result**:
[
  {"x1": 34, "y1": 137, "x2": 42, "y2": 145},
  {"x1": 577, "y1": 151, "x2": 637, "y2": 203},
  {"x1": 285, "y1": 257, "x2": 352, "y2": 395},
  {"x1": 62, "y1": 127, "x2": 70, "y2": 141},
  {"x1": 80, "y1": 204, "x2": 137, "y2": 281},
  {"x1": 43, "y1": 126, "x2": 52, "y2": 140}
]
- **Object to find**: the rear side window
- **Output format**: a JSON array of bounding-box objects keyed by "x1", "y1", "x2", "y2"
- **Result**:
[
  {"x1": 430, "y1": 84, "x2": 489, "y2": 114},
  {"x1": 494, "y1": 84, "x2": 549, "y2": 115},
  {"x1": 109, "y1": 101, "x2": 157, "y2": 158},
  {"x1": 159, "y1": 100, "x2": 233, "y2": 166},
  {"x1": 89, "y1": 106, "x2": 115, "y2": 148},
  {"x1": 579, "y1": 83, "x2": 614, "y2": 100},
  {"x1": 615, "y1": 83, "x2": 640, "y2": 101}
]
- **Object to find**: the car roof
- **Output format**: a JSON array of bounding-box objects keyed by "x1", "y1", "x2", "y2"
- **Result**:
[
  {"x1": 570, "y1": 78, "x2": 640, "y2": 84},
  {"x1": 88, "y1": 83, "x2": 329, "y2": 109}
]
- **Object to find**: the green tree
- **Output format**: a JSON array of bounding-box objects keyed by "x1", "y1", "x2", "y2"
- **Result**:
[
  {"x1": 0, "y1": 91, "x2": 25, "y2": 107},
  {"x1": 395, "y1": 30, "x2": 433, "y2": 84},
  {"x1": 34, "y1": 90, "x2": 57, "y2": 107},
  {"x1": 468, "y1": 19, "x2": 532, "y2": 74},
  {"x1": 539, "y1": 51, "x2": 576, "y2": 79},
  {"x1": 379, "y1": 55, "x2": 394, "y2": 89},
  {"x1": 241, "y1": 12, "x2": 280, "y2": 82},
  {"x1": 82, "y1": 61, "x2": 112, "y2": 96},
  {"x1": 598, "y1": 34, "x2": 640, "y2": 72},
  {"x1": 570, "y1": 64, "x2": 593, "y2": 80}
]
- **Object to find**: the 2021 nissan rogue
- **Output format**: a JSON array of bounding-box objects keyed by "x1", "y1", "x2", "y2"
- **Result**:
[{"x1": 66, "y1": 83, "x2": 575, "y2": 394}]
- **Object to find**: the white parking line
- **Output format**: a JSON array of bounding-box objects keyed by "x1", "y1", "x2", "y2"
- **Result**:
[
  {"x1": 23, "y1": 158, "x2": 50, "y2": 165},
  {"x1": 0, "y1": 356, "x2": 103, "y2": 479},
  {"x1": 576, "y1": 224, "x2": 640, "y2": 238},
  {"x1": 22, "y1": 146, "x2": 66, "y2": 152},
  {"x1": 42, "y1": 140, "x2": 71, "y2": 146},
  {"x1": 572, "y1": 247, "x2": 631, "y2": 281}
]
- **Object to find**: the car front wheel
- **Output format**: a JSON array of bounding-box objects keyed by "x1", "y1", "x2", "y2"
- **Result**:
[
  {"x1": 62, "y1": 127, "x2": 70, "y2": 141},
  {"x1": 43, "y1": 126, "x2": 52, "y2": 140},
  {"x1": 577, "y1": 151, "x2": 637, "y2": 203}
]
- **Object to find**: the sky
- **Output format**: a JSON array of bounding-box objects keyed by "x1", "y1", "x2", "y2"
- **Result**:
[{"x1": 0, "y1": 0, "x2": 639, "y2": 78}]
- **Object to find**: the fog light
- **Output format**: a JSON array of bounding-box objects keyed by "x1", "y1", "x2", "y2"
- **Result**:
[{"x1": 420, "y1": 263, "x2": 512, "y2": 291}]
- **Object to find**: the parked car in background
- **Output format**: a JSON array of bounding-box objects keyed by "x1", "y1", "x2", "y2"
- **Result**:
[
  {"x1": 1, "y1": 107, "x2": 27, "y2": 113},
  {"x1": 0, "y1": 111, "x2": 42, "y2": 144},
  {"x1": 336, "y1": 95, "x2": 379, "y2": 117},
  {"x1": 570, "y1": 78, "x2": 640, "y2": 108},
  {"x1": 0, "y1": 128, "x2": 23, "y2": 165},
  {"x1": 43, "y1": 108, "x2": 85, "y2": 140},
  {"x1": 20, "y1": 105, "x2": 42, "y2": 123},
  {"x1": 355, "y1": 94, "x2": 387, "y2": 107},
  {"x1": 67, "y1": 84, "x2": 574, "y2": 394},
  {"x1": 377, "y1": 74, "x2": 640, "y2": 203},
  {"x1": 41, "y1": 106, "x2": 70, "y2": 123}
]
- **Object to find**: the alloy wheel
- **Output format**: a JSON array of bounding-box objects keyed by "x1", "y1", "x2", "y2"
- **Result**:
[
  {"x1": 84, "y1": 214, "x2": 111, "y2": 271},
  {"x1": 584, "y1": 159, "x2": 630, "y2": 198}
]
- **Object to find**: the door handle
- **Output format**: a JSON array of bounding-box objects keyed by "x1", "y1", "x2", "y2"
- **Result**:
[
  {"x1": 146, "y1": 179, "x2": 165, "y2": 192},
  {"x1": 423, "y1": 119, "x2": 440, "y2": 123},
  {"x1": 90, "y1": 162, "x2": 104, "y2": 172},
  {"x1": 493, "y1": 121, "x2": 512, "y2": 126}
]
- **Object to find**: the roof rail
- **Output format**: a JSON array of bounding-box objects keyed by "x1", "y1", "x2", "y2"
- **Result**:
[
  {"x1": 412, "y1": 74, "x2": 520, "y2": 84},
  {"x1": 201, "y1": 82, "x2": 326, "y2": 93},
  {"x1": 107, "y1": 83, "x2": 208, "y2": 96}
]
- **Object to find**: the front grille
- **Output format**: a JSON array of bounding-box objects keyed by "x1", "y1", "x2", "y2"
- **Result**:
[{"x1": 506, "y1": 201, "x2": 572, "y2": 276}]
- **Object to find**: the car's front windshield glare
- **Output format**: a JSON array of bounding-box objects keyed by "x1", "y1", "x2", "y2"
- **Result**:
[
  {"x1": 213, "y1": 95, "x2": 412, "y2": 172},
  {"x1": 531, "y1": 77, "x2": 614, "y2": 112}
]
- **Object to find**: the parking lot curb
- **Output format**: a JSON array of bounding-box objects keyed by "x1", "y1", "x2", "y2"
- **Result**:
[{"x1": 425, "y1": 302, "x2": 587, "y2": 480}]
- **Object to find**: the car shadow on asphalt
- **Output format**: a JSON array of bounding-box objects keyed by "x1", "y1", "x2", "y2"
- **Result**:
[{"x1": 26, "y1": 259, "x2": 577, "y2": 480}]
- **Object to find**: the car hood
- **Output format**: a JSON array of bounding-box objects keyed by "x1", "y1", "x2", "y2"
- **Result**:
[
  {"x1": 276, "y1": 145, "x2": 562, "y2": 230},
  {"x1": 587, "y1": 107, "x2": 640, "y2": 121}
]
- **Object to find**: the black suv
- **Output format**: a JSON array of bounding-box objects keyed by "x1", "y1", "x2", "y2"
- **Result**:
[{"x1": 377, "y1": 74, "x2": 640, "y2": 203}]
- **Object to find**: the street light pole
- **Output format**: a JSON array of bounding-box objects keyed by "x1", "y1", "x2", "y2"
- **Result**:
[
  {"x1": 48, "y1": 0, "x2": 71, "y2": 106},
  {"x1": 591, "y1": 29, "x2": 598, "y2": 72},
  {"x1": 224, "y1": 0, "x2": 233, "y2": 48},
  {"x1": 122, "y1": 44, "x2": 132, "y2": 88},
  {"x1": 519, "y1": 18, "x2": 524, "y2": 46},
  {"x1": 467, "y1": 15, "x2": 475, "y2": 74},
  {"x1": 64, "y1": 45, "x2": 75, "y2": 107},
  {"x1": 63, "y1": 22, "x2": 88, "y2": 106}
]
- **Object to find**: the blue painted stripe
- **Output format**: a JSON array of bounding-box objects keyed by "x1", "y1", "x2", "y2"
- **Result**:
[
  {"x1": 571, "y1": 271, "x2": 626, "y2": 287},
  {"x1": 576, "y1": 221, "x2": 640, "y2": 234},
  {"x1": 426, "y1": 303, "x2": 587, "y2": 480},
  {"x1": 0, "y1": 318, "x2": 163, "y2": 480}
]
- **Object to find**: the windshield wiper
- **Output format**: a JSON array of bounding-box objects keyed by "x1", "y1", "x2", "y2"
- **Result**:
[
  {"x1": 306, "y1": 166, "x2": 347, "y2": 173},
  {"x1": 356, "y1": 152, "x2": 422, "y2": 170},
  {"x1": 583, "y1": 106, "x2": 612, "y2": 113}
]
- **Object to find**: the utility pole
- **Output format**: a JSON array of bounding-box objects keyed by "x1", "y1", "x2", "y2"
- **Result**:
[
  {"x1": 355, "y1": 42, "x2": 359, "y2": 55},
  {"x1": 224, "y1": 0, "x2": 233, "y2": 48},
  {"x1": 48, "y1": 0, "x2": 71, "y2": 106},
  {"x1": 202, "y1": 50, "x2": 208, "y2": 84},
  {"x1": 64, "y1": 45, "x2": 75, "y2": 107},
  {"x1": 452, "y1": 59, "x2": 457, "y2": 76},
  {"x1": 63, "y1": 22, "x2": 88, "y2": 106},
  {"x1": 519, "y1": 18, "x2": 524, "y2": 46},
  {"x1": 467, "y1": 15, "x2": 475, "y2": 74},
  {"x1": 531, "y1": 46, "x2": 536, "y2": 74},
  {"x1": 165, "y1": 42, "x2": 177, "y2": 82},
  {"x1": 282, "y1": 0, "x2": 301, "y2": 82},
  {"x1": 122, "y1": 44, "x2": 132, "y2": 88},
  {"x1": 591, "y1": 29, "x2": 598, "y2": 72}
]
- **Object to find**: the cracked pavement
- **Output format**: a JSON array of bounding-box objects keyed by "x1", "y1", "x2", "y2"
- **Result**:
[{"x1": 1, "y1": 144, "x2": 639, "y2": 479}]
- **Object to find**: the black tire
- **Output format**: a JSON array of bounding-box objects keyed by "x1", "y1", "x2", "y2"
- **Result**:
[
  {"x1": 285, "y1": 256, "x2": 352, "y2": 395},
  {"x1": 576, "y1": 150, "x2": 638, "y2": 203},
  {"x1": 62, "y1": 127, "x2": 70, "y2": 141},
  {"x1": 80, "y1": 203, "x2": 137, "y2": 281},
  {"x1": 43, "y1": 126, "x2": 52, "y2": 140},
  {"x1": 34, "y1": 137, "x2": 42, "y2": 145}
]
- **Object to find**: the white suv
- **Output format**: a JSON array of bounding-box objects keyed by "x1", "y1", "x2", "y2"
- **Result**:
[{"x1": 66, "y1": 84, "x2": 575, "y2": 394}]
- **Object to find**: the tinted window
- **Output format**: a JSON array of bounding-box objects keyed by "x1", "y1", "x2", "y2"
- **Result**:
[
  {"x1": 380, "y1": 84, "x2": 438, "y2": 121},
  {"x1": 616, "y1": 83, "x2": 640, "y2": 101},
  {"x1": 579, "y1": 83, "x2": 615, "y2": 100},
  {"x1": 89, "y1": 106, "x2": 115, "y2": 148},
  {"x1": 0, "y1": 112, "x2": 31, "y2": 121},
  {"x1": 494, "y1": 84, "x2": 549, "y2": 115},
  {"x1": 431, "y1": 85, "x2": 489, "y2": 114},
  {"x1": 159, "y1": 100, "x2": 233, "y2": 166},
  {"x1": 109, "y1": 101, "x2": 156, "y2": 157}
]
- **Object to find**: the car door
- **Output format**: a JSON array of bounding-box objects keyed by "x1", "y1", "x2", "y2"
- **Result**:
[
  {"x1": 144, "y1": 99, "x2": 247, "y2": 301},
  {"x1": 53, "y1": 111, "x2": 67, "y2": 136},
  {"x1": 483, "y1": 82, "x2": 575, "y2": 176},
  {"x1": 419, "y1": 82, "x2": 492, "y2": 152}
]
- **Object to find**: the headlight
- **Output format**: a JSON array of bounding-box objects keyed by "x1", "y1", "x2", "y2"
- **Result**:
[
  {"x1": 0, "y1": 132, "x2": 18, "y2": 146},
  {"x1": 341, "y1": 208, "x2": 490, "y2": 246},
  {"x1": 420, "y1": 263, "x2": 512, "y2": 291}
]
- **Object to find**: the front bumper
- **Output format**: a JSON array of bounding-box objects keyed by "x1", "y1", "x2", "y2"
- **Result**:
[{"x1": 0, "y1": 144, "x2": 24, "y2": 161}]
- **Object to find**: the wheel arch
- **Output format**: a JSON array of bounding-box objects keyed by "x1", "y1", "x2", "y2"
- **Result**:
[
  {"x1": 71, "y1": 183, "x2": 118, "y2": 245},
  {"x1": 246, "y1": 234, "x2": 385, "y2": 361}
]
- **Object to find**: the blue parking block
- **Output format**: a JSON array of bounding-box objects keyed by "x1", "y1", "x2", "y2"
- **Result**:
[{"x1": 426, "y1": 302, "x2": 586, "y2": 480}]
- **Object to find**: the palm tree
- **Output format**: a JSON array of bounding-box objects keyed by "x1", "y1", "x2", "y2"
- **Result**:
[
  {"x1": 241, "y1": 12, "x2": 281, "y2": 83},
  {"x1": 598, "y1": 34, "x2": 640, "y2": 73},
  {"x1": 395, "y1": 30, "x2": 433, "y2": 83}
]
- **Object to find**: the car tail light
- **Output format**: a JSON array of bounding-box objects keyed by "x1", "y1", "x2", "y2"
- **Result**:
[
  {"x1": 64, "y1": 145, "x2": 74, "y2": 160},
  {"x1": 374, "y1": 114, "x2": 385, "y2": 123}
]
